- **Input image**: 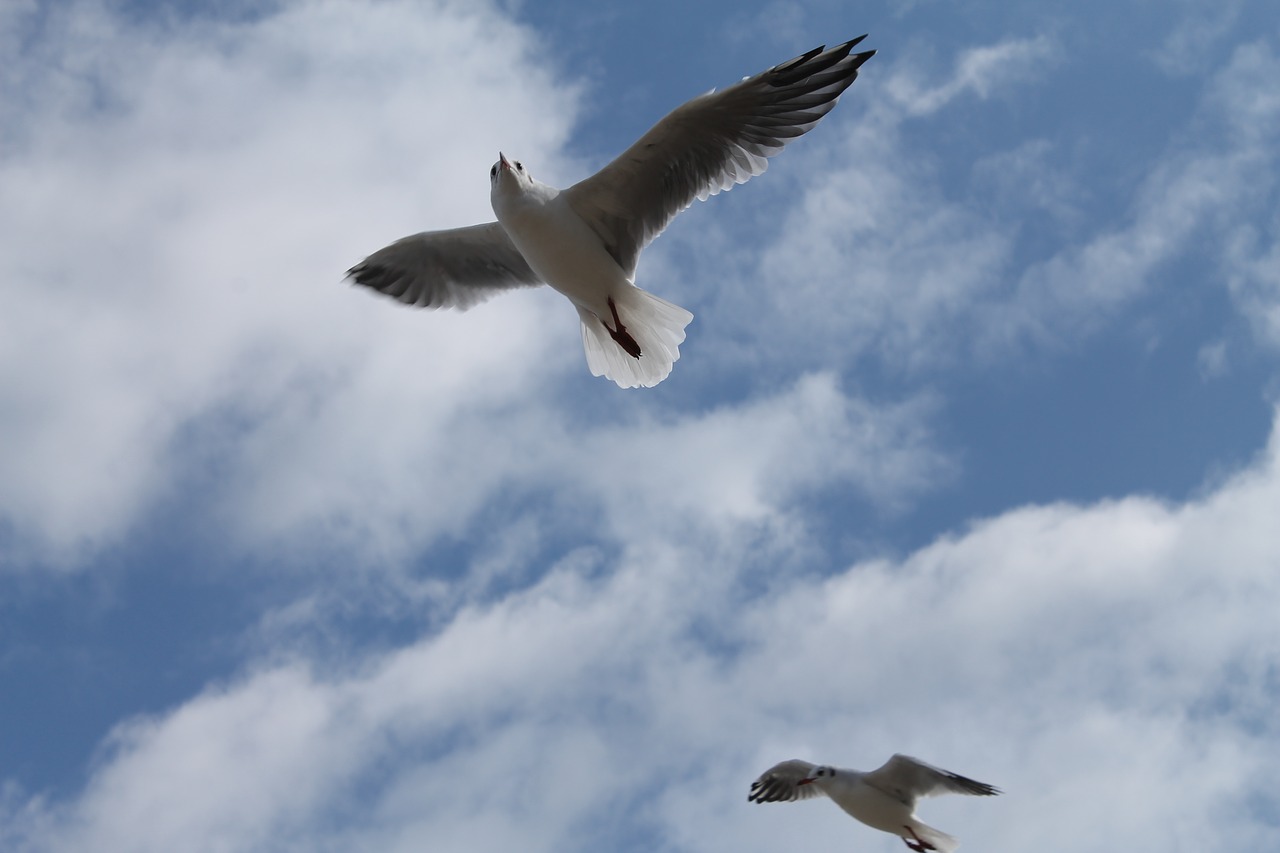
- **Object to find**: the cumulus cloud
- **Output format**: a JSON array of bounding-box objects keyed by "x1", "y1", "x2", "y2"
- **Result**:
[
  {"x1": 6, "y1": 408, "x2": 1279, "y2": 852},
  {"x1": 0, "y1": 1, "x2": 951, "y2": 572},
  {"x1": 0, "y1": 0, "x2": 580, "y2": 567},
  {"x1": 5, "y1": 7, "x2": 1279, "y2": 853}
]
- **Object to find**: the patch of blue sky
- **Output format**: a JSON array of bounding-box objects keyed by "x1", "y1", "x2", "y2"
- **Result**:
[{"x1": 2, "y1": 1, "x2": 1279, "y2": 850}]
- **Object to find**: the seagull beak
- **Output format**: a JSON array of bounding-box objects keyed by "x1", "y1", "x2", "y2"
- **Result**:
[
  {"x1": 498, "y1": 152, "x2": 511, "y2": 171},
  {"x1": 797, "y1": 778, "x2": 815, "y2": 787}
]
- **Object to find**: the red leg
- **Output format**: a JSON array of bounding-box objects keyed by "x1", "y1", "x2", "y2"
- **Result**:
[{"x1": 603, "y1": 297, "x2": 642, "y2": 359}]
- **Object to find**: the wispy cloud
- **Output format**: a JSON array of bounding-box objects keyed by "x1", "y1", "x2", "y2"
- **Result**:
[
  {"x1": 4, "y1": 5, "x2": 1280, "y2": 853},
  {"x1": 683, "y1": 30, "x2": 1280, "y2": 380},
  {"x1": 7, "y1": 408, "x2": 1279, "y2": 851},
  {"x1": 884, "y1": 36, "x2": 1059, "y2": 117}
]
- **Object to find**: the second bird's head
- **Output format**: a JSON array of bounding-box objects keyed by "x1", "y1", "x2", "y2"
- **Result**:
[{"x1": 798, "y1": 766, "x2": 838, "y2": 789}]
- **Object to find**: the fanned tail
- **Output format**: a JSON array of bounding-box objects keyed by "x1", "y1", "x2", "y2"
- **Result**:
[
  {"x1": 907, "y1": 822, "x2": 960, "y2": 853},
  {"x1": 577, "y1": 286, "x2": 693, "y2": 388}
]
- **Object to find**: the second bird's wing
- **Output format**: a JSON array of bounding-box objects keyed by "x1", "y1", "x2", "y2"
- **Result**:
[{"x1": 863, "y1": 754, "x2": 1002, "y2": 807}]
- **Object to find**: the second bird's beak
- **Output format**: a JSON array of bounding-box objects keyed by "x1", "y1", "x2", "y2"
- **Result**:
[
  {"x1": 797, "y1": 778, "x2": 815, "y2": 786},
  {"x1": 498, "y1": 152, "x2": 511, "y2": 171}
]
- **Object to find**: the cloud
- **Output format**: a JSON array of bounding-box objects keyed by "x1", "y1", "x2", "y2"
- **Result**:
[
  {"x1": 883, "y1": 36, "x2": 1059, "y2": 117},
  {"x1": 6, "y1": 403, "x2": 1280, "y2": 851},
  {"x1": 0, "y1": 0, "x2": 581, "y2": 567},
  {"x1": 1005, "y1": 38, "x2": 1280, "y2": 349},
  {"x1": 681, "y1": 37, "x2": 1053, "y2": 377},
  {"x1": 1197, "y1": 338, "x2": 1230, "y2": 379},
  {"x1": 674, "y1": 30, "x2": 1280, "y2": 382},
  {"x1": 0, "y1": 0, "x2": 958, "y2": 573},
  {"x1": 1211, "y1": 41, "x2": 1280, "y2": 348},
  {"x1": 1149, "y1": 0, "x2": 1246, "y2": 77}
]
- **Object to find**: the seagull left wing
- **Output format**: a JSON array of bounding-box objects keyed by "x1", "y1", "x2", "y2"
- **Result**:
[
  {"x1": 563, "y1": 36, "x2": 875, "y2": 279},
  {"x1": 863, "y1": 754, "x2": 1001, "y2": 806},
  {"x1": 347, "y1": 221, "x2": 543, "y2": 311},
  {"x1": 748, "y1": 760, "x2": 824, "y2": 804}
]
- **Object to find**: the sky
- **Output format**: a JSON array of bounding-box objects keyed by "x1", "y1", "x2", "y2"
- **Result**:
[{"x1": 2, "y1": 0, "x2": 1279, "y2": 850}]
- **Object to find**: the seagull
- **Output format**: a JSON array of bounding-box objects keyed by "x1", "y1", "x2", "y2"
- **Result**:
[
  {"x1": 749, "y1": 754, "x2": 1000, "y2": 852},
  {"x1": 347, "y1": 37, "x2": 876, "y2": 388}
]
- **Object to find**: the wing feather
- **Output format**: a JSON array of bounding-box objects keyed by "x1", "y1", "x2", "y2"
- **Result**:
[
  {"x1": 748, "y1": 760, "x2": 824, "y2": 804},
  {"x1": 346, "y1": 221, "x2": 543, "y2": 311},
  {"x1": 563, "y1": 37, "x2": 876, "y2": 278},
  {"x1": 863, "y1": 754, "x2": 1001, "y2": 806}
]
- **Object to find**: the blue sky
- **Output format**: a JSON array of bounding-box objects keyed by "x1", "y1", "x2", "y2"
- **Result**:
[{"x1": 2, "y1": 0, "x2": 1279, "y2": 850}]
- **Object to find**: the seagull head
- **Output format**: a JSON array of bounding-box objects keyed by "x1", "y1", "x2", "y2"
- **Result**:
[
  {"x1": 489, "y1": 152, "x2": 538, "y2": 214},
  {"x1": 489, "y1": 152, "x2": 529, "y2": 184},
  {"x1": 798, "y1": 765, "x2": 837, "y2": 788}
]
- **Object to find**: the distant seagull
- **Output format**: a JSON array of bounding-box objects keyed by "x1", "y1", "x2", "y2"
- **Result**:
[
  {"x1": 347, "y1": 37, "x2": 875, "y2": 388},
  {"x1": 749, "y1": 754, "x2": 1000, "y2": 853}
]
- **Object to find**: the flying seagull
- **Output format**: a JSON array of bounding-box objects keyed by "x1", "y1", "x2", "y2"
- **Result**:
[
  {"x1": 347, "y1": 37, "x2": 876, "y2": 388},
  {"x1": 749, "y1": 754, "x2": 1000, "y2": 852}
]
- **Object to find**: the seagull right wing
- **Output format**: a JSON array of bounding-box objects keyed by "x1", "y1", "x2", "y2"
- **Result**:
[
  {"x1": 346, "y1": 221, "x2": 543, "y2": 310},
  {"x1": 748, "y1": 760, "x2": 824, "y2": 804},
  {"x1": 863, "y1": 754, "x2": 1001, "y2": 807},
  {"x1": 563, "y1": 36, "x2": 875, "y2": 279}
]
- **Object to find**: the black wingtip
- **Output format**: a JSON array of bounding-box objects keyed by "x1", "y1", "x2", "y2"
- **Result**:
[
  {"x1": 774, "y1": 43, "x2": 825, "y2": 74},
  {"x1": 346, "y1": 262, "x2": 373, "y2": 285},
  {"x1": 948, "y1": 771, "x2": 1002, "y2": 797}
]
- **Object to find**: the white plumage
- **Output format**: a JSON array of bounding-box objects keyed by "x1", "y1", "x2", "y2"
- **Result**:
[
  {"x1": 749, "y1": 754, "x2": 1000, "y2": 852},
  {"x1": 348, "y1": 37, "x2": 875, "y2": 388}
]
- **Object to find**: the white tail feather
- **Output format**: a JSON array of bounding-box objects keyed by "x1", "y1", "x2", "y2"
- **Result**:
[
  {"x1": 577, "y1": 286, "x2": 693, "y2": 388},
  {"x1": 909, "y1": 822, "x2": 959, "y2": 853}
]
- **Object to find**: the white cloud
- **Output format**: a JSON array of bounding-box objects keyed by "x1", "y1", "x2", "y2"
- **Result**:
[
  {"x1": 688, "y1": 39, "x2": 1045, "y2": 377},
  {"x1": 0, "y1": 1, "x2": 954, "y2": 573},
  {"x1": 1217, "y1": 36, "x2": 1280, "y2": 348},
  {"x1": 7, "y1": 408, "x2": 1280, "y2": 852},
  {"x1": 212, "y1": 368, "x2": 945, "y2": 581},
  {"x1": 1006, "y1": 38, "x2": 1280, "y2": 349},
  {"x1": 884, "y1": 36, "x2": 1058, "y2": 117},
  {"x1": 683, "y1": 31, "x2": 1280, "y2": 379},
  {"x1": 1149, "y1": 0, "x2": 1246, "y2": 77},
  {"x1": 0, "y1": 0, "x2": 580, "y2": 567},
  {"x1": 1197, "y1": 338, "x2": 1229, "y2": 378},
  {"x1": 5, "y1": 8, "x2": 1280, "y2": 853}
]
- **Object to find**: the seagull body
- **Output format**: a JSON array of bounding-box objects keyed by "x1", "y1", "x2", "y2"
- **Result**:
[
  {"x1": 749, "y1": 754, "x2": 1000, "y2": 853},
  {"x1": 348, "y1": 37, "x2": 876, "y2": 388}
]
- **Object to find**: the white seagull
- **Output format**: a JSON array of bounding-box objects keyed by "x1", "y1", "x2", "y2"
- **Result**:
[
  {"x1": 347, "y1": 37, "x2": 876, "y2": 388},
  {"x1": 749, "y1": 754, "x2": 1000, "y2": 852}
]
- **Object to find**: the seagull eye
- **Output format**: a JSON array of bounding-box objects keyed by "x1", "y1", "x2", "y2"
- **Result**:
[
  {"x1": 490, "y1": 165, "x2": 497, "y2": 178},
  {"x1": 515, "y1": 161, "x2": 523, "y2": 171}
]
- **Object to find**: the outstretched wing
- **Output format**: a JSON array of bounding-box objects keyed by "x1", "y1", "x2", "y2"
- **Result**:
[
  {"x1": 346, "y1": 221, "x2": 543, "y2": 311},
  {"x1": 863, "y1": 754, "x2": 1001, "y2": 807},
  {"x1": 563, "y1": 37, "x2": 875, "y2": 278},
  {"x1": 748, "y1": 759, "x2": 824, "y2": 804}
]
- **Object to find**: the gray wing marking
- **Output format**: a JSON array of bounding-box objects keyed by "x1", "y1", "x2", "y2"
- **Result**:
[
  {"x1": 346, "y1": 221, "x2": 543, "y2": 310},
  {"x1": 563, "y1": 37, "x2": 875, "y2": 278},
  {"x1": 863, "y1": 754, "x2": 1001, "y2": 807}
]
